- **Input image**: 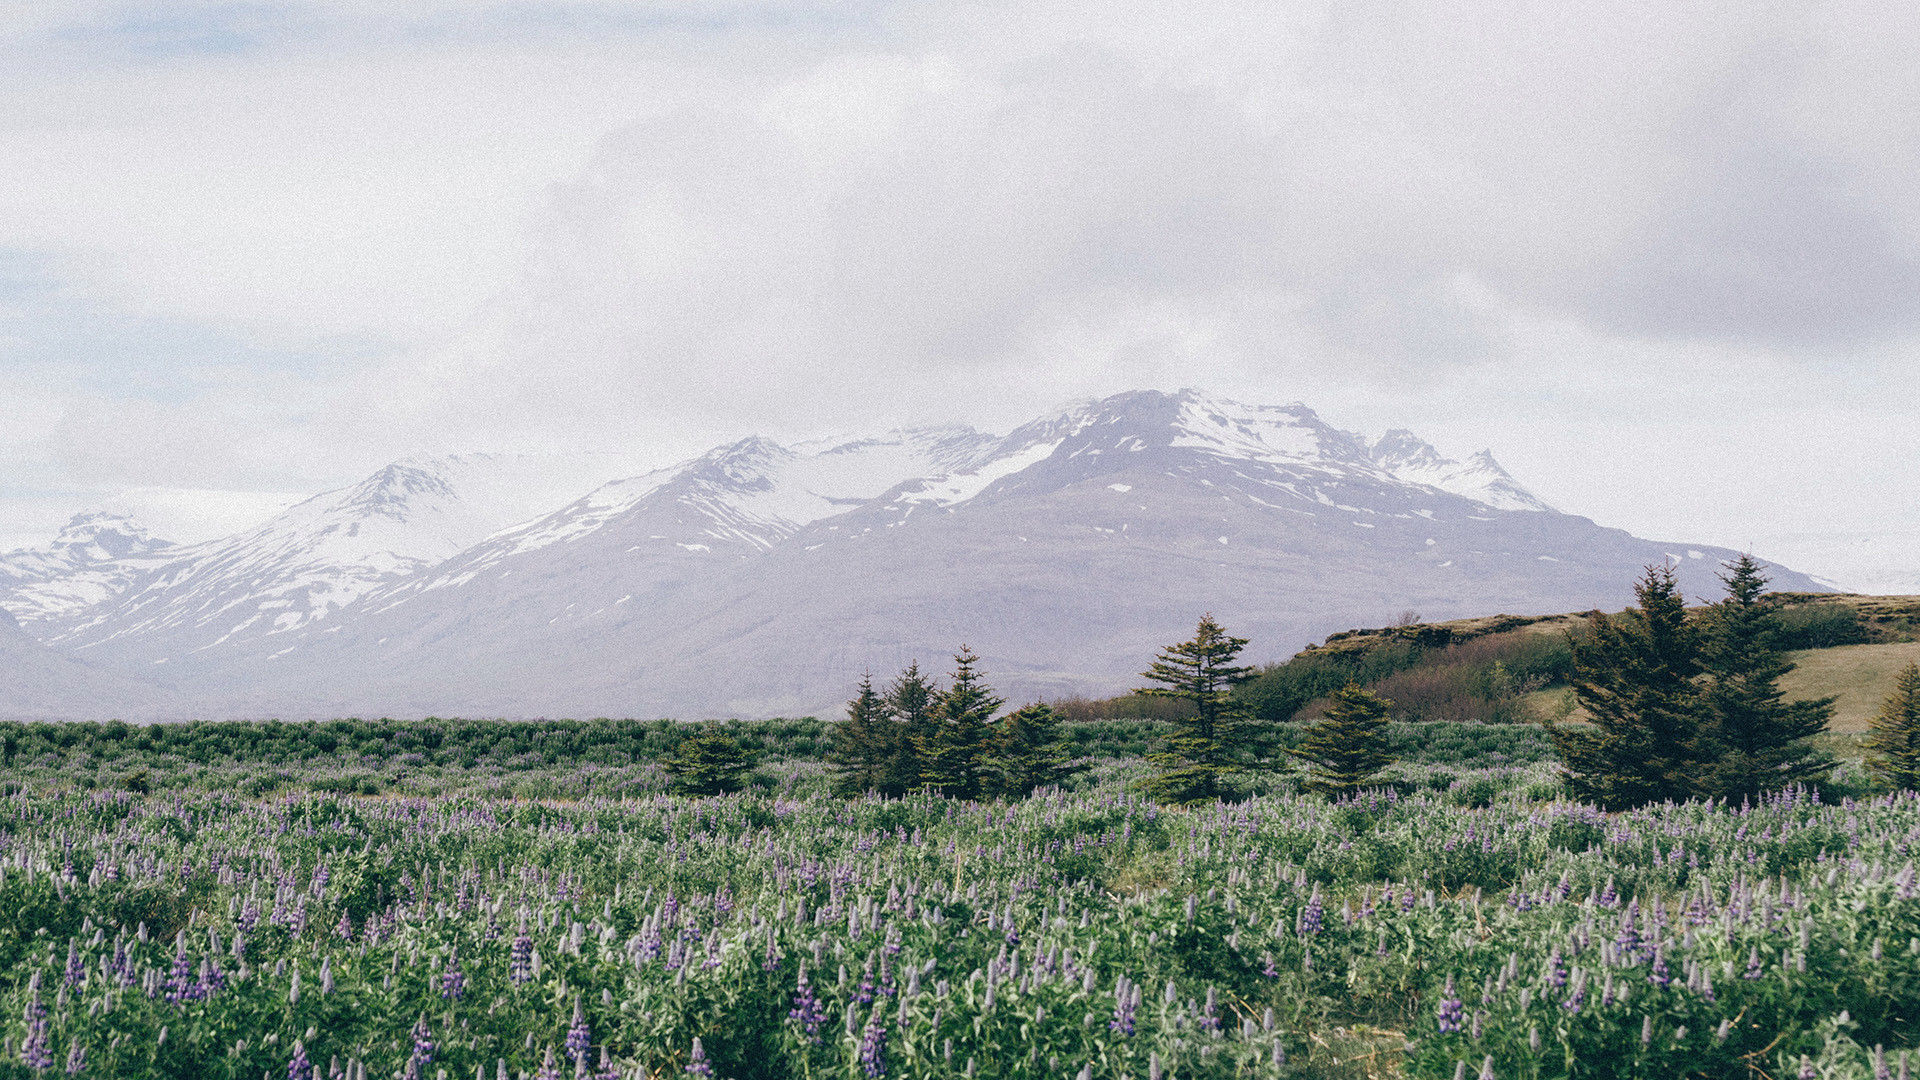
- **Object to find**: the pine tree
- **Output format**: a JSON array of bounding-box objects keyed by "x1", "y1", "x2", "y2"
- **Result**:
[
  {"x1": 828, "y1": 673, "x2": 892, "y2": 797},
  {"x1": 1865, "y1": 662, "x2": 1920, "y2": 791},
  {"x1": 1549, "y1": 564, "x2": 1703, "y2": 809},
  {"x1": 1138, "y1": 614, "x2": 1256, "y2": 805},
  {"x1": 880, "y1": 662, "x2": 939, "y2": 797},
  {"x1": 989, "y1": 702, "x2": 1083, "y2": 798},
  {"x1": 664, "y1": 724, "x2": 754, "y2": 796},
  {"x1": 918, "y1": 647, "x2": 1004, "y2": 801},
  {"x1": 1288, "y1": 682, "x2": 1395, "y2": 797},
  {"x1": 1694, "y1": 555, "x2": 1833, "y2": 800}
]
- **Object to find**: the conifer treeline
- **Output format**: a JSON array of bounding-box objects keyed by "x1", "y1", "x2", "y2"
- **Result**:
[
  {"x1": 1548, "y1": 555, "x2": 1839, "y2": 808},
  {"x1": 826, "y1": 647, "x2": 1081, "y2": 800}
]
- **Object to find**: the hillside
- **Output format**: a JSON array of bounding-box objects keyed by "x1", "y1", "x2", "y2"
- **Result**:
[{"x1": 1205, "y1": 591, "x2": 1920, "y2": 732}]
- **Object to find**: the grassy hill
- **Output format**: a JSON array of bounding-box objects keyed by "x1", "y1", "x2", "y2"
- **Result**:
[{"x1": 1061, "y1": 592, "x2": 1920, "y2": 735}]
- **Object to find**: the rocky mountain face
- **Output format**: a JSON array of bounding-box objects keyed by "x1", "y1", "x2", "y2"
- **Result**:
[
  {"x1": 0, "y1": 513, "x2": 179, "y2": 626},
  {"x1": 1, "y1": 390, "x2": 1826, "y2": 720}
]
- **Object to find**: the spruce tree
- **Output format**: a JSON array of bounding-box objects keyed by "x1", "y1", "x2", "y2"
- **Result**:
[
  {"x1": 881, "y1": 662, "x2": 938, "y2": 796},
  {"x1": 664, "y1": 724, "x2": 754, "y2": 796},
  {"x1": 1288, "y1": 682, "x2": 1395, "y2": 797},
  {"x1": 828, "y1": 673, "x2": 892, "y2": 797},
  {"x1": 989, "y1": 702, "x2": 1083, "y2": 798},
  {"x1": 1865, "y1": 662, "x2": 1920, "y2": 791},
  {"x1": 1138, "y1": 614, "x2": 1255, "y2": 805},
  {"x1": 1694, "y1": 555, "x2": 1832, "y2": 800},
  {"x1": 1549, "y1": 564, "x2": 1703, "y2": 809},
  {"x1": 919, "y1": 647, "x2": 1004, "y2": 800}
]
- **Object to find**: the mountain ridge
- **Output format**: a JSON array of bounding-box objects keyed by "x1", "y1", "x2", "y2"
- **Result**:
[{"x1": 0, "y1": 388, "x2": 1830, "y2": 720}]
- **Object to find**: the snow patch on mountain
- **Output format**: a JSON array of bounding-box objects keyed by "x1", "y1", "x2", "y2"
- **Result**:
[
  {"x1": 42, "y1": 453, "x2": 639, "y2": 654},
  {"x1": 1367, "y1": 429, "x2": 1552, "y2": 512},
  {"x1": 0, "y1": 513, "x2": 178, "y2": 625}
]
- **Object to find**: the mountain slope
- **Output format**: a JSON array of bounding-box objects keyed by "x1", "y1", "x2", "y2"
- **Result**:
[
  {"x1": 34, "y1": 453, "x2": 647, "y2": 662},
  {"x1": 0, "y1": 606, "x2": 178, "y2": 721},
  {"x1": 120, "y1": 389, "x2": 1823, "y2": 721},
  {"x1": 0, "y1": 513, "x2": 179, "y2": 626}
]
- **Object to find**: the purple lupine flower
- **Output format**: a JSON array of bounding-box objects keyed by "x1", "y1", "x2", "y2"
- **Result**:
[
  {"x1": 565, "y1": 998, "x2": 592, "y2": 1064},
  {"x1": 1199, "y1": 987, "x2": 1222, "y2": 1034},
  {"x1": 62, "y1": 1038, "x2": 83, "y2": 1077},
  {"x1": 441, "y1": 951, "x2": 464, "y2": 1000},
  {"x1": 63, "y1": 942, "x2": 83, "y2": 988},
  {"x1": 164, "y1": 945, "x2": 201, "y2": 1003},
  {"x1": 1260, "y1": 953, "x2": 1278, "y2": 978},
  {"x1": 408, "y1": 1015, "x2": 434, "y2": 1070},
  {"x1": 334, "y1": 913, "x2": 353, "y2": 941},
  {"x1": 21, "y1": 979, "x2": 52, "y2": 1071},
  {"x1": 1647, "y1": 947, "x2": 1671, "y2": 989},
  {"x1": 287, "y1": 1040, "x2": 313, "y2": 1080},
  {"x1": 1109, "y1": 977, "x2": 1137, "y2": 1036},
  {"x1": 685, "y1": 1037, "x2": 713, "y2": 1078},
  {"x1": 196, "y1": 956, "x2": 226, "y2": 998},
  {"x1": 789, "y1": 966, "x2": 827, "y2": 1044},
  {"x1": 534, "y1": 1048, "x2": 562, "y2": 1080},
  {"x1": 1435, "y1": 976, "x2": 1464, "y2": 1034},
  {"x1": 1744, "y1": 947, "x2": 1764, "y2": 980},
  {"x1": 1544, "y1": 949, "x2": 1567, "y2": 990},
  {"x1": 854, "y1": 959, "x2": 876, "y2": 1005},
  {"x1": 510, "y1": 923, "x2": 534, "y2": 985},
  {"x1": 858, "y1": 1012, "x2": 888, "y2": 1078},
  {"x1": 1297, "y1": 888, "x2": 1324, "y2": 937}
]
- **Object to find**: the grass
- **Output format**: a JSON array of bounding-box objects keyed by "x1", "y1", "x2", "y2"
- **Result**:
[{"x1": 1781, "y1": 642, "x2": 1920, "y2": 731}]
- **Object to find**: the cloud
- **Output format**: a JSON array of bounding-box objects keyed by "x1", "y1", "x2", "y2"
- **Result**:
[{"x1": 3, "y1": 0, "x2": 1919, "y2": 572}]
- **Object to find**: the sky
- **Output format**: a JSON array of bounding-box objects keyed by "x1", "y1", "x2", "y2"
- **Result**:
[{"x1": 1, "y1": 1, "x2": 1916, "y2": 587}]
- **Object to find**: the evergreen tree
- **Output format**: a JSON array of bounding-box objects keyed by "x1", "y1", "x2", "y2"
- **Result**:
[
  {"x1": 1288, "y1": 682, "x2": 1395, "y2": 797},
  {"x1": 1694, "y1": 555, "x2": 1833, "y2": 800},
  {"x1": 989, "y1": 702, "x2": 1084, "y2": 798},
  {"x1": 828, "y1": 673, "x2": 892, "y2": 797},
  {"x1": 1865, "y1": 662, "x2": 1920, "y2": 791},
  {"x1": 664, "y1": 724, "x2": 754, "y2": 796},
  {"x1": 880, "y1": 662, "x2": 938, "y2": 797},
  {"x1": 1138, "y1": 614, "x2": 1256, "y2": 805},
  {"x1": 1549, "y1": 564, "x2": 1703, "y2": 809},
  {"x1": 919, "y1": 647, "x2": 1003, "y2": 801}
]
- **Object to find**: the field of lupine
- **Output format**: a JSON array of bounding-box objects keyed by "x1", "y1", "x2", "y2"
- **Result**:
[{"x1": 0, "y1": 738, "x2": 1914, "y2": 1080}]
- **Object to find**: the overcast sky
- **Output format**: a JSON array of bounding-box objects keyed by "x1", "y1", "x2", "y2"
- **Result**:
[{"x1": 2, "y1": 1, "x2": 1916, "y2": 586}]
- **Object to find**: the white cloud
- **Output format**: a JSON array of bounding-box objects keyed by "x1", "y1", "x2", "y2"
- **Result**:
[{"x1": 2, "y1": 0, "x2": 1917, "y2": 588}]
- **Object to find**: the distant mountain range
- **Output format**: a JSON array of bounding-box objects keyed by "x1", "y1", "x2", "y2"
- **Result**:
[{"x1": 0, "y1": 389, "x2": 1827, "y2": 721}]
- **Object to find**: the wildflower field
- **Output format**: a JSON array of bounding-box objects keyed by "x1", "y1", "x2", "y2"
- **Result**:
[{"x1": 0, "y1": 729, "x2": 1913, "y2": 1080}]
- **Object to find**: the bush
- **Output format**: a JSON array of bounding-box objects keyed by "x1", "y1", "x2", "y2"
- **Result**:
[{"x1": 1773, "y1": 602, "x2": 1869, "y2": 650}]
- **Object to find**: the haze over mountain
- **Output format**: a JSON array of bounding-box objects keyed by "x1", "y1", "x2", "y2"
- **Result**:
[{"x1": 1, "y1": 390, "x2": 1825, "y2": 721}]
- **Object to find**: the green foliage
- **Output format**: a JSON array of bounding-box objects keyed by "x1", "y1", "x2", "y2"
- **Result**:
[
  {"x1": 829, "y1": 674, "x2": 894, "y2": 797},
  {"x1": 1235, "y1": 641, "x2": 1425, "y2": 724},
  {"x1": 989, "y1": 702, "x2": 1083, "y2": 798},
  {"x1": 1550, "y1": 564, "x2": 1705, "y2": 809},
  {"x1": 664, "y1": 724, "x2": 755, "y2": 796},
  {"x1": 1287, "y1": 683, "x2": 1396, "y2": 797},
  {"x1": 882, "y1": 662, "x2": 939, "y2": 796},
  {"x1": 1137, "y1": 615, "x2": 1256, "y2": 804},
  {"x1": 0, "y1": 767, "x2": 1913, "y2": 1079},
  {"x1": 918, "y1": 647, "x2": 1004, "y2": 801},
  {"x1": 1694, "y1": 555, "x2": 1835, "y2": 801},
  {"x1": 1865, "y1": 662, "x2": 1920, "y2": 791},
  {"x1": 1773, "y1": 601, "x2": 1870, "y2": 650}
]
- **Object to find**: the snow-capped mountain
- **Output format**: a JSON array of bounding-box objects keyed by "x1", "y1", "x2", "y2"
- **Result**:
[
  {"x1": 4, "y1": 389, "x2": 1831, "y2": 720},
  {"x1": 33, "y1": 452, "x2": 649, "y2": 660},
  {"x1": 0, "y1": 513, "x2": 178, "y2": 626}
]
